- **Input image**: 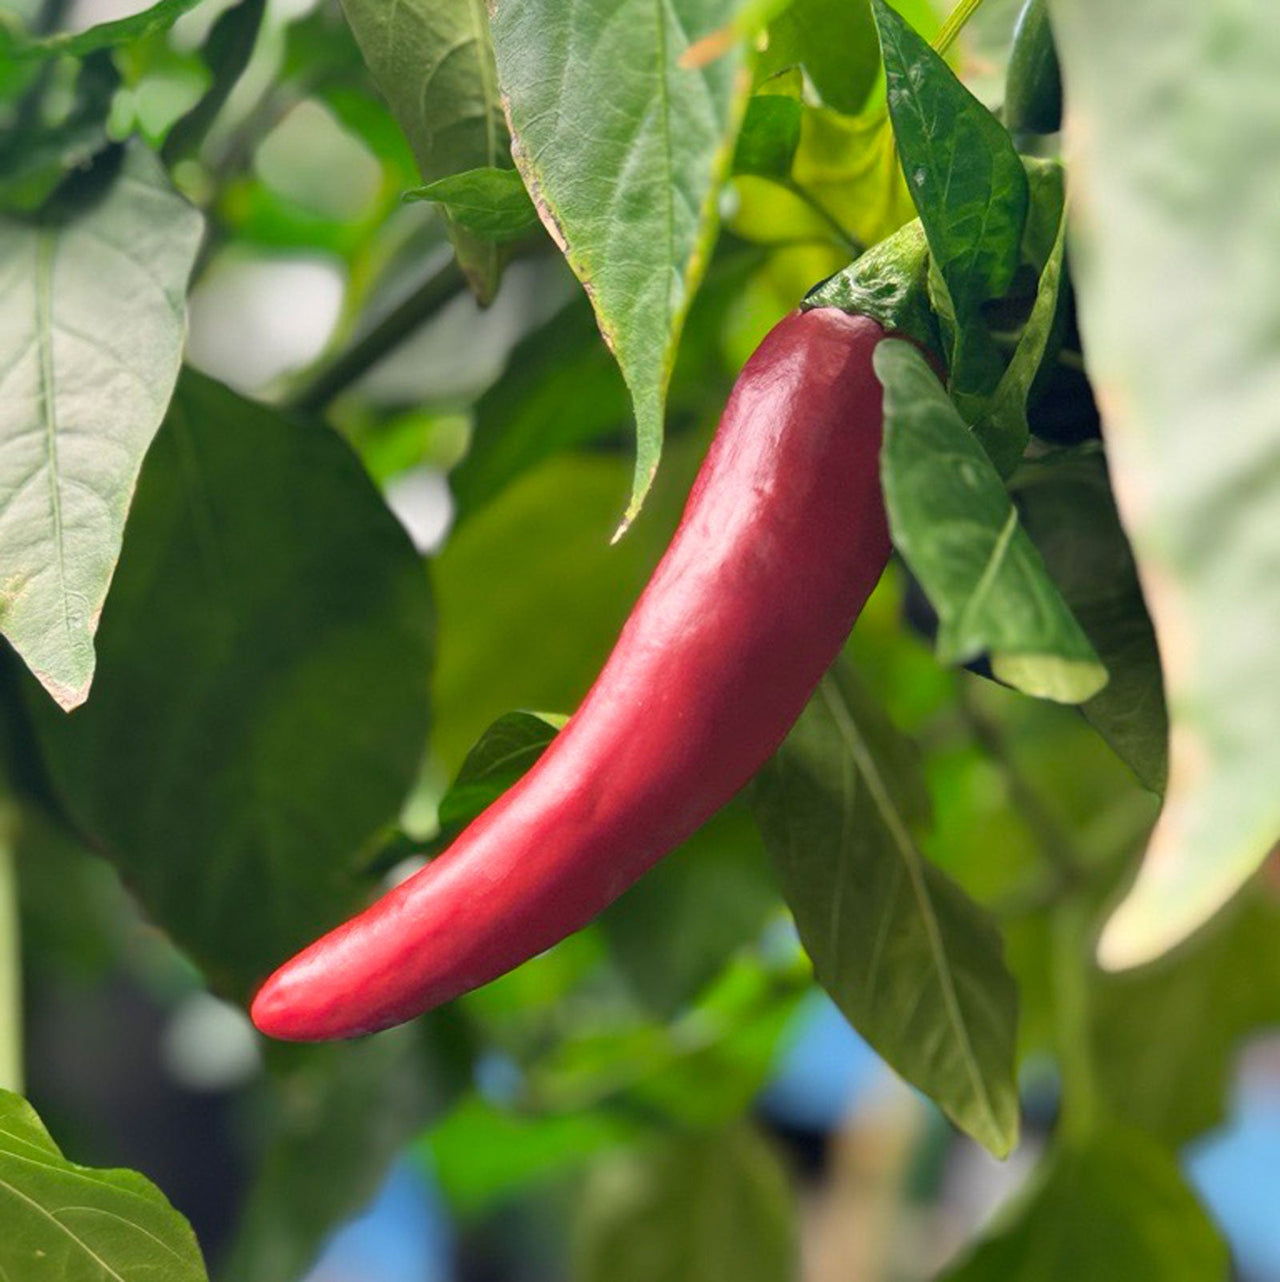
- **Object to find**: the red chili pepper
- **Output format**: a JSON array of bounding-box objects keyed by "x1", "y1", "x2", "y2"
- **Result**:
[{"x1": 251, "y1": 307, "x2": 894, "y2": 1041}]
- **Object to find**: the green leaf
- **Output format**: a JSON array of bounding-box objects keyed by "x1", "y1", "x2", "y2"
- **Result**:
[
  {"x1": 1091, "y1": 898, "x2": 1280, "y2": 1148},
  {"x1": 222, "y1": 1023, "x2": 463, "y2": 1282},
  {"x1": 3, "y1": 0, "x2": 202, "y2": 61},
  {"x1": 871, "y1": 0, "x2": 1029, "y2": 403},
  {"x1": 732, "y1": 94, "x2": 802, "y2": 179},
  {"x1": 763, "y1": 0, "x2": 879, "y2": 116},
  {"x1": 940, "y1": 1128, "x2": 1228, "y2": 1281},
  {"x1": 1011, "y1": 450, "x2": 1167, "y2": 792},
  {"x1": 162, "y1": 0, "x2": 266, "y2": 164},
  {"x1": 877, "y1": 339, "x2": 1107, "y2": 703},
  {"x1": 1046, "y1": 1, "x2": 1280, "y2": 967},
  {"x1": 435, "y1": 709, "x2": 565, "y2": 838},
  {"x1": 491, "y1": 0, "x2": 749, "y2": 527},
  {"x1": 24, "y1": 372, "x2": 434, "y2": 999},
  {"x1": 338, "y1": 0, "x2": 511, "y2": 301},
  {"x1": 0, "y1": 143, "x2": 202, "y2": 708},
  {"x1": 574, "y1": 1125, "x2": 796, "y2": 1282},
  {"x1": 753, "y1": 660, "x2": 1020, "y2": 1157},
  {"x1": 970, "y1": 160, "x2": 1067, "y2": 474},
  {"x1": 0, "y1": 1089, "x2": 208, "y2": 1280},
  {"x1": 406, "y1": 166, "x2": 540, "y2": 242}
]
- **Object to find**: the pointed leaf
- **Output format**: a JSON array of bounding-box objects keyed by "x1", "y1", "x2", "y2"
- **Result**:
[
  {"x1": 876, "y1": 338, "x2": 1106, "y2": 703},
  {"x1": 491, "y1": 0, "x2": 748, "y2": 525},
  {"x1": 0, "y1": 143, "x2": 202, "y2": 707},
  {"x1": 753, "y1": 660, "x2": 1020, "y2": 1156}
]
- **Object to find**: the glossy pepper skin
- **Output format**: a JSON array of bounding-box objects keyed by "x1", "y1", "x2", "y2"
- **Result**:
[{"x1": 251, "y1": 307, "x2": 894, "y2": 1041}]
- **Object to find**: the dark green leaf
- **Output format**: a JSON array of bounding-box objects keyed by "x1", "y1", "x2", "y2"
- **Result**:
[
  {"x1": 574, "y1": 1125, "x2": 796, "y2": 1282},
  {"x1": 1049, "y1": 0, "x2": 1280, "y2": 969},
  {"x1": 491, "y1": 0, "x2": 748, "y2": 526},
  {"x1": 406, "y1": 166, "x2": 540, "y2": 242},
  {"x1": 877, "y1": 339, "x2": 1106, "y2": 703},
  {"x1": 733, "y1": 94, "x2": 802, "y2": 179},
  {"x1": 435, "y1": 710, "x2": 565, "y2": 838},
  {"x1": 339, "y1": 0, "x2": 511, "y2": 300},
  {"x1": 0, "y1": 1089, "x2": 208, "y2": 1280},
  {"x1": 872, "y1": 0, "x2": 1028, "y2": 402},
  {"x1": 753, "y1": 660, "x2": 1020, "y2": 1157},
  {"x1": 1005, "y1": 0, "x2": 1062, "y2": 135},
  {"x1": 1011, "y1": 450, "x2": 1167, "y2": 792},
  {"x1": 24, "y1": 372, "x2": 434, "y2": 999},
  {"x1": 0, "y1": 142, "x2": 202, "y2": 707},
  {"x1": 941, "y1": 1127, "x2": 1228, "y2": 1281},
  {"x1": 970, "y1": 160, "x2": 1066, "y2": 473},
  {"x1": 162, "y1": 0, "x2": 266, "y2": 164}
]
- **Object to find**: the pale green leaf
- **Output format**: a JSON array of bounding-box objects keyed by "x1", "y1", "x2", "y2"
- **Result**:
[
  {"x1": 1046, "y1": 0, "x2": 1280, "y2": 967},
  {"x1": 0, "y1": 143, "x2": 202, "y2": 708}
]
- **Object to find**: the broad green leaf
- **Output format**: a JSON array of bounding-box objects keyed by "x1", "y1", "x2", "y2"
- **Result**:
[
  {"x1": 1047, "y1": 0, "x2": 1280, "y2": 968},
  {"x1": 339, "y1": 0, "x2": 510, "y2": 300},
  {"x1": 1091, "y1": 898, "x2": 1280, "y2": 1148},
  {"x1": 406, "y1": 167, "x2": 540, "y2": 242},
  {"x1": 1011, "y1": 450, "x2": 1167, "y2": 792},
  {"x1": 162, "y1": 0, "x2": 266, "y2": 164},
  {"x1": 753, "y1": 660, "x2": 1020, "y2": 1157},
  {"x1": 941, "y1": 1127, "x2": 1228, "y2": 1281},
  {"x1": 0, "y1": 1089, "x2": 208, "y2": 1281},
  {"x1": 223, "y1": 1023, "x2": 462, "y2": 1282},
  {"x1": 574, "y1": 1125, "x2": 795, "y2": 1282},
  {"x1": 0, "y1": 143, "x2": 202, "y2": 708},
  {"x1": 872, "y1": 0, "x2": 1028, "y2": 405},
  {"x1": 877, "y1": 339, "x2": 1107, "y2": 704},
  {"x1": 491, "y1": 0, "x2": 748, "y2": 526},
  {"x1": 24, "y1": 372, "x2": 434, "y2": 999},
  {"x1": 2, "y1": 0, "x2": 202, "y2": 61}
]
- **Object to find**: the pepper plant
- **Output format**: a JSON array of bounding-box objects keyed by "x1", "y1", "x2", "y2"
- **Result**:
[{"x1": 0, "y1": 0, "x2": 1277, "y2": 1279}]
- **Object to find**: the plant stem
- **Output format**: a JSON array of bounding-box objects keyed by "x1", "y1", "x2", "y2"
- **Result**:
[
  {"x1": 0, "y1": 805, "x2": 22, "y2": 1095},
  {"x1": 778, "y1": 178, "x2": 865, "y2": 257},
  {"x1": 934, "y1": 0, "x2": 988, "y2": 56},
  {"x1": 1052, "y1": 897, "x2": 1099, "y2": 1143},
  {"x1": 286, "y1": 255, "x2": 467, "y2": 415}
]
